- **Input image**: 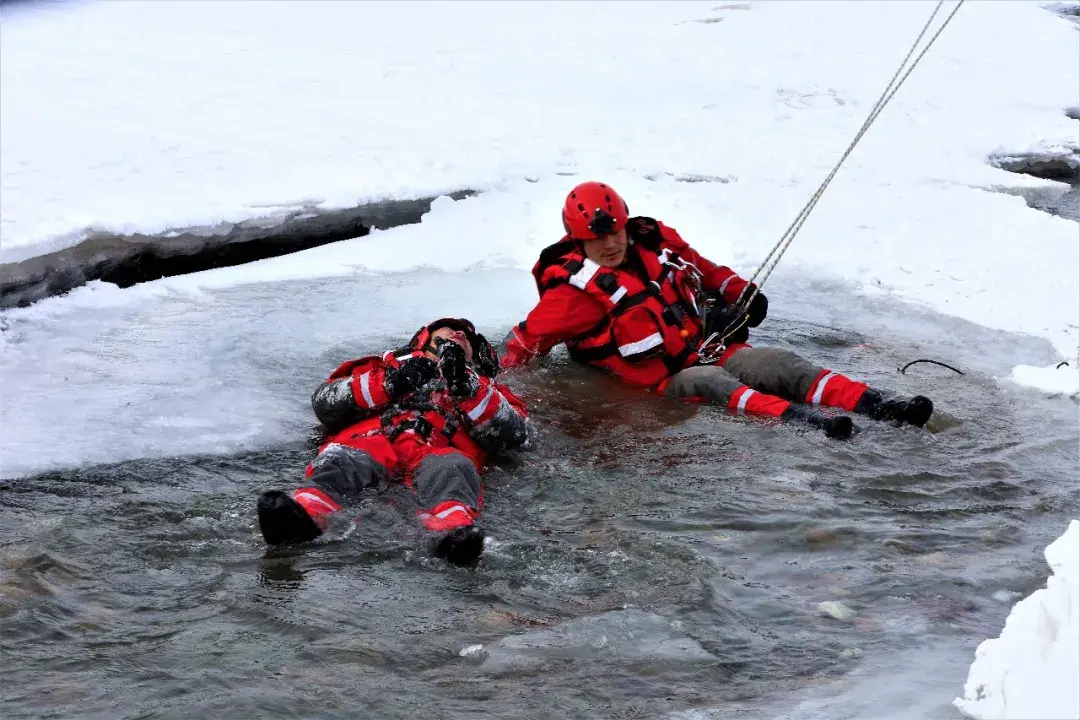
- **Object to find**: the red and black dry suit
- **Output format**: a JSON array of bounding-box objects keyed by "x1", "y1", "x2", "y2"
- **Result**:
[
  {"x1": 288, "y1": 340, "x2": 531, "y2": 536},
  {"x1": 502, "y1": 216, "x2": 870, "y2": 419}
]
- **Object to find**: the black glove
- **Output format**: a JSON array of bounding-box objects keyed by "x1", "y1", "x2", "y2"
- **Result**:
[
  {"x1": 384, "y1": 355, "x2": 440, "y2": 400},
  {"x1": 706, "y1": 285, "x2": 767, "y2": 328},
  {"x1": 743, "y1": 286, "x2": 768, "y2": 327},
  {"x1": 435, "y1": 338, "x2": 478, "y2": 398},
  {"x1": 704, "y1": 302, "x2": 750, "y2": 345}
]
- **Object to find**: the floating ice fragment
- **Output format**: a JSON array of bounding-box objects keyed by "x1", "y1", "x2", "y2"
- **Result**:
[{"x1": 818, "y1": 601, "x2": 857, "y2": 622}]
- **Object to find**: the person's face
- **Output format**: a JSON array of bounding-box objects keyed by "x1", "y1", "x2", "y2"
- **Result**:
[
  {"x1": 427, "y1": 326, "x2": 474, "y2": 361},
  {"x1": 582, "y1": 227, "x2": 628, "y2": 268}
]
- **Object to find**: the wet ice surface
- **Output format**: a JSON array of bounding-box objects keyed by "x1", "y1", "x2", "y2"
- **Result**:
[
  {"x1": 0, "y1": 269, "x2": 542, "y2": 478},
  {"x1": 2, "y1": 268, "x2": 1078, "y2": 719}
]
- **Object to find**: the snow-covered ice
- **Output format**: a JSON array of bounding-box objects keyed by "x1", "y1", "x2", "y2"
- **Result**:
[
  {"x1": 1010, "y1": 361, "x2": 1080, "y2": 397},
  {"x1": 2, "y1": 0, "x2": 1077, "y2": 394},
  {"x1": 954, "y1": 520, "x2": 1080, "y2": 720}
]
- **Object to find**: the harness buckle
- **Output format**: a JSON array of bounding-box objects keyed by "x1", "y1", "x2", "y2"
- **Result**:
[
  {"x1": 382, "y1": 413, "x2": 436, "y2": 442},
  {"x1": 696, "y1": 330, "x2": 727, "y2": 365}
]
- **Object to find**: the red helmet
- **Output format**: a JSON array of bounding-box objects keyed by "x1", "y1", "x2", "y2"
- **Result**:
[{"x1": 561, "y1": 181, "x2": 630, "y2": 240}]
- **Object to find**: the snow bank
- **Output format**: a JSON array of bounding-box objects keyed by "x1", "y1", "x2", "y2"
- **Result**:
[
  {"x1": 2, "y1": 0, "x2": 1076, "y2": 262},
  {"x1": 954, "y1": 520, "x2": 1080, "y2": 720}
]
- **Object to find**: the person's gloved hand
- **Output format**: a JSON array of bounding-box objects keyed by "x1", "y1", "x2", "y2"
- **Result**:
[
  {"x1": 704, "y1": 303, "x2": 750, "y2": 345},
  {"x1": 384, "y1": 355, "x2": 440, "y2": 399},
  {"x1": 435, "y1": 338, "x2": 478, "y2": 397},
  {"x1": 499, "y1": 327, "x2": 533, "y2": 370},
  {"x1": 706, "y1": 285, "x2": 768, "y2": 330},
  {"x1": 743, "y1": 285, "x2": 768, "y2": 327},
  {"x1": 499, "y1": 342, "x2": 529, "y2": 369},
  {"x1": 472, "y1": 333, "x2": 500, "y2": 379}
]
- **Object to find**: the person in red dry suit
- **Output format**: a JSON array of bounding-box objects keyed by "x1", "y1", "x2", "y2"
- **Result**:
[
  {"x1": 257, "y1": 318, "x2": 532, "y2": 566},
  {"x1": 501, "y1": 181, "x2": 934, "y2": 438}
]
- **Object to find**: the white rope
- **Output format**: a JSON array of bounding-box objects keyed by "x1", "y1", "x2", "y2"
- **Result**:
[{"x1": 727, "y1": 0, "x2": 966, "y2": 328}]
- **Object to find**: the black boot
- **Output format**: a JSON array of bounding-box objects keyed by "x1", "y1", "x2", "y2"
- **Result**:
[
  {"x1": 782, "y1": 404, "x2": 855, "y2": 440},
  {"x1": 257, "y1": 490, "x2": 323, "y2": 546},
  {"x1": 855, "y1": 389, "x2": 933, "y2": 428},
  {"x1": 432, "y1": 525, "x2": 486, "y2": 567}
]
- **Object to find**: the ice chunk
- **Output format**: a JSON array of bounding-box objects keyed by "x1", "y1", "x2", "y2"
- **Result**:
[{"x1": 954, "y1": 520, "x2": 1080, "y2": 720}]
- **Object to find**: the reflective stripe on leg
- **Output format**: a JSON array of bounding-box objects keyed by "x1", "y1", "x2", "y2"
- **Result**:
[
  {"x1": 291, "y1": 487, "x2": 342, "y2": 528},
  {"x1": 806, "y1": 371, "x2": 837, "y2": 405},
  {"x1": 805, "y1": 369, "x2": 868, "y2": 411},
  {"x1": 418, "y1": 500, "x2": 476, "y2": 532},
  {"x1": 728, "y1": 385, "x2": 790, "y2": 417}
]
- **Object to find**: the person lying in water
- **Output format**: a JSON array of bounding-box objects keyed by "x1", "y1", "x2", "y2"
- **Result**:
[
  {"x1": 501, "y1": 181, "x2": 934, "y2": 438},
  {"x1": 257, "y1": 317, "x2": 532, "y2": 566}
]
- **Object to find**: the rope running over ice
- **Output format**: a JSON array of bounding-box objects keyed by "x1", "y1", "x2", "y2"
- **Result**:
[{"x1": 714, "y1": 0, "x2": 967, "y2": 345}]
